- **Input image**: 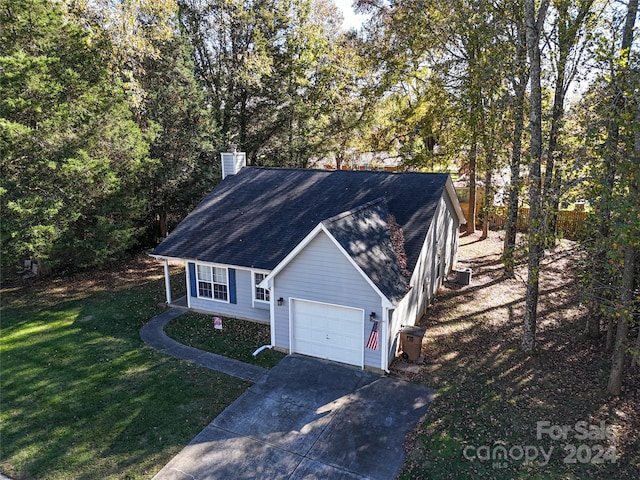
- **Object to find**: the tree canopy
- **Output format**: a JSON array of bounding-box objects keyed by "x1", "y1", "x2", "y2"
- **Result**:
[{"x1": 1, "y1": 0, "x2": 152, "y2": 268}]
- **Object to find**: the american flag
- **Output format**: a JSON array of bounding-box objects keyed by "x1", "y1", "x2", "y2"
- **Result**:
[{"x1": 366, "y1": 321, "x2": 379, "y2": 350}]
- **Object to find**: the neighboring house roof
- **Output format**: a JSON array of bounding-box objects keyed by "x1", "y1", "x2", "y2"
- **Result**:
[{"x1": 152, "y1": 167, "x2": 462, "y2": 300}]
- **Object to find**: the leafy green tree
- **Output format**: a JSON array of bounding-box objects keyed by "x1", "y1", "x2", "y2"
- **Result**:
[
  {"x1": 138, "y1": 33, "x2": 218, "y2": 240},
  {"x1": 358, "y1": 0, "x2": 520, "y2": 233},
  {"x1": 67, "y1": 0, "x2": 179, "y2": 110},
  {"x1": 541, "y1": 0, "x2": 597, "y2": 245},
  {"x1": 568, "y1": 0, "x2": 639, "y2": 394},
  {"x1": 584, "y1": 1, "x2": 639, "y2": 346},
  {"x1": 178, "y1": 0, "x2": 356, "y2": 166},
  {"x1": 586, "y1": 0, "x2": 638, "y2": 394},
  {"x1": 359, "y1": 72, "x2": 454, "y2": 170},
  {"x1": 0, "y1": 0, "x2": 152, "y2": 270},
  {"x1": 314, "y1": 32, "x2": 372, "y2": 169},
  {"x1": 520, "y1": 0, "x2": 597, "y2": 351}
]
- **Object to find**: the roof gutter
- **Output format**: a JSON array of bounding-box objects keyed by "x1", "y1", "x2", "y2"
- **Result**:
[{"x1": 150, "y1": 254, "x2": 253, "y2": 272}]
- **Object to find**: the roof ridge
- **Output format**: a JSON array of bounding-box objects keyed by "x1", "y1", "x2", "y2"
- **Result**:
[
  {"x1": 244, "y1": 166, "x2": 450, "y2": 176},
  {"x1": 322, "y1": 197, "x2": 387, "y2": 224}
]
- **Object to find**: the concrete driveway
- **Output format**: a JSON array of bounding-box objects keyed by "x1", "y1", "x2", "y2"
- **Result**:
[{"x1": 152, "y1": 355, "x2": 434, "y2": 480}]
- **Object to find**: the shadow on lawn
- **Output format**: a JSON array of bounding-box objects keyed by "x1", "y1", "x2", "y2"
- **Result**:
[
  {"x1": 397, "y1": 233, "x2": 640, "y2": 480},
  {"x1": 1, "y1": 272, "x2": 249, "y2": 480}
]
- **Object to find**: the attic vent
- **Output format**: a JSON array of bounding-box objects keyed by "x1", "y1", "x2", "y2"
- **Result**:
[{"x1": 221, "y1": 147, "x2": 246, "y2": 179}]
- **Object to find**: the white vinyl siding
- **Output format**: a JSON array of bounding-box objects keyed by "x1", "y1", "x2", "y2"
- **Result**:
[{"x1": 389, "y1": 193, "x2": 460, "y2": 363}]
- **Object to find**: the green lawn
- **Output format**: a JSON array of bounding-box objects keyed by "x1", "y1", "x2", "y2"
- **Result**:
[
  {"x1": 164, "y1": 313, "x2": 285, "y2": 369},
  {"x1": 4, "y1": 238, "x2": 638, "y2": 480},
  {"x1": 0, "y1": 261, "x2": 251, "y2": 479}
]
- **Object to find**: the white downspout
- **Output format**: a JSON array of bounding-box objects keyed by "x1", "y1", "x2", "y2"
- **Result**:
[
  {"x1": 382, "y1": 306, "x2": 389, "y2": 373},
  {"x1": 254, "y1": 278, "x2": 276, "y2": 358},
  {"x1": 163, "y1": 259, "x2": 172, "y2": 305},
  {"x1": 252, "y1": 345, "x2": 272, "y2": 357},
  {"x1": 269, "y1": 278, "x2": 276, "y2": 348}
]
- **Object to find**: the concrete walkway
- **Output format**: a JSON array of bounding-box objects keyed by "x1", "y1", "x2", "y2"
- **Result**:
[{"x1": 140, "y1": 308, "x2": 267, "y2": 382}]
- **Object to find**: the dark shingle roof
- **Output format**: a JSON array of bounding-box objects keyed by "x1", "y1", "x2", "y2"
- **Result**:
[
  {"x1": 321, "y1": 198, "x2": 409, "y2": 304},
  {"x1": 152, "y1": 167, "x2": 450, "y2": 299}
]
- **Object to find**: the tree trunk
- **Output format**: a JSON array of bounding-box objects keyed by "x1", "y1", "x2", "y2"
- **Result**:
[
  {"x1": 503, "y1": 24, "x2": 528, "y2": 277},
  {"x1": 607, "y1": 244, "x2": 634, "y2": 395},
  {"x1": 466, "y1": 135, "x2": 477, "y2": 235},
  {"x1": 159, "y1": 210, "x2": 168, "y2": 239},
  {"x1": 481, "y1": 150, "x2": 494, "y2": 240},
  {"x1": 586, "y1": 315, "x2": 602, "y2": 340},
  {"x1": 542, "y1": 59, "x2": 566, "y2": 234},
  {"x1": 522, "y1": 0, "x2": 549, "y2": 352},
  {"x1": 591, "y1": 0, "x2": 638, "y2": 342}
]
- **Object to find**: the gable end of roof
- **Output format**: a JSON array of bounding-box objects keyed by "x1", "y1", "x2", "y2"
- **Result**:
[{"x1": 321, "y1": 200, "x2": 410, "y2": 305}]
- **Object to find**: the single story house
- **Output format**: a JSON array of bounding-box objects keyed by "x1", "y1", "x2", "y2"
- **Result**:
[{"x1": 151, "y1": 165, "x2": 466, "y2": 372}]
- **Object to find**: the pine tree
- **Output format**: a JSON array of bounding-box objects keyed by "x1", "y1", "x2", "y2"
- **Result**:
[
  {"x1": 138, "y1": 32, "x2": 218, "y2": 239},
  {"x1": 0, "y1": 0, "x2": 151, "y2": 270}
]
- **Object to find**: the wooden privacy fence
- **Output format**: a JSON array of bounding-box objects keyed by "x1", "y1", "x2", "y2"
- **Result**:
[{"x1": 485, "y1": 207, "x2": 587, "y2": 238}]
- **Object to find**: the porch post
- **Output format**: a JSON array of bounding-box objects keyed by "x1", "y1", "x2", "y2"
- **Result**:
[{"x1": 163, "y1": 259, "x2": 172, "y2": 305}]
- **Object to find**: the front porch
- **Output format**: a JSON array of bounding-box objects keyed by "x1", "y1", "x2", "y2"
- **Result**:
[
  {"x1": 154, "y1": 257, "x2": 271, "y2": 325},
  {"x1": 169, "y1": 296, "x2": 188, "y2": 309},
  {"x1": 157, "y1": 257, "x2": 187, "y2": 307}
]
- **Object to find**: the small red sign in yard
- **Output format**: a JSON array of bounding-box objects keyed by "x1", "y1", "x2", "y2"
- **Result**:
[{"x1": 213, "y1": 317, "x2": 223, "y2": 330}]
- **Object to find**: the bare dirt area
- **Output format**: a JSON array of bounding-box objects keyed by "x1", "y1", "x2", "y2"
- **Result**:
[
  {"x1": 395, "y1": 230, "x2": 639, "y2": 479},
  {"x1": 1, "y1": 254, "x2": 176, "y2": 309}
]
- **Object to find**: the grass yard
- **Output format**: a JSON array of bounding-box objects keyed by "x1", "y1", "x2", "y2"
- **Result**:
[
  {"x1": 164, "y1": 313, "x2": 285, "y2": 369},
  {"x1": 0, "y1": 258, "x2": 250, "y2": 480},
  {"x1": 3, "y1": 234, "x2": 638, "y2": 480},
  {"x1": 397, "y1": 231, "x2": 640, "y2": 479}
]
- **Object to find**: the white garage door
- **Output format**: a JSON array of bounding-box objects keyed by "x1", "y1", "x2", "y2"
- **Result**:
[{"x1": 291, "y1": 299, "x2": 364, "y2": 367}]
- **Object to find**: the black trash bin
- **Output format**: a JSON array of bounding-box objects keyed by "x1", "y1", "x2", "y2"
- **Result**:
[{"x1": 456, "y1": 267, "x2": 472, "y2": 285}]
